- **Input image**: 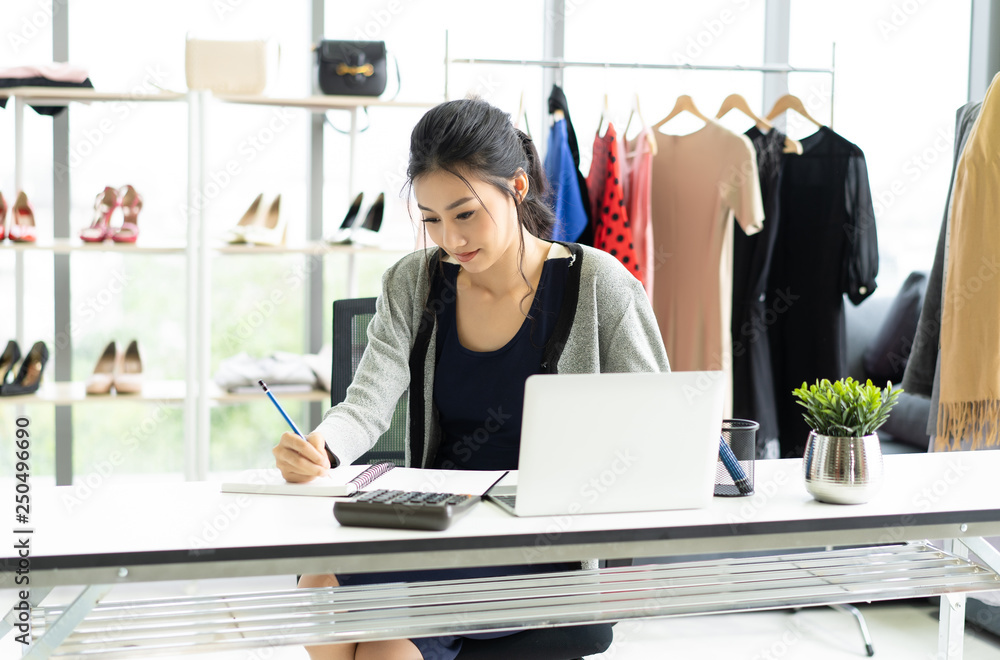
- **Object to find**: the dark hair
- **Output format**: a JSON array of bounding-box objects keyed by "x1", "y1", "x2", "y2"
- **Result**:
[{"x1": 405, "y1": 98, "x2": 555, "y2": 309}]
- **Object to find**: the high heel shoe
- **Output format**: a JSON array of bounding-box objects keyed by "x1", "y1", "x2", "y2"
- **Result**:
[
  {"x1": 80, "y1": 187, "x2": 120, "y2": 242},
  {"x1": 345, "y1": 193, "x2": 384, "y2": 246},
  {"x1": 114, "y1": 340, "x2": 143, "y2": 394},
  {"x1": 0, "y1": 340, "x2": 21, "y2": 393},
  {"x1": 111, "y1": 185, "x2": 141, "y2": 243},
  {"x1": 225, "y1": 193, "x2": 265, "y2": 244},
  {"x1": 2, "y1": 341, "x2": 48, "y2": 396},
  {"x1": 8, "y1": 192, "x2": 37, "y2": 243},
  {"x1": 85, "y1": 341, "x2": 118, "y2": 395},
  {"x1": 0, "y1": 192, "x2": 8, "y2": 242},
  {"x1": 324, "y1": 192, "x2": 365, "y2": 244},
  {"x1": 246, "y1": 195, "x2": 285, "y2": 246}
]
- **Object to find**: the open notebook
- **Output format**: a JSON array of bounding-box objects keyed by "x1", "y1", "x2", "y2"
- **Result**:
[{"x1": 221, "y1": 463, "x2": 507, "y2": 498}]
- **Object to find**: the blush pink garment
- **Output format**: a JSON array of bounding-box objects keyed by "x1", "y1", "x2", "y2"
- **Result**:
[
  {"x1": 624, "y1": 130, "x2": 654, "y2": 299},
  {"x1": 649, "y1": 119, "x2": 764, "y2": 415},
  {"x1": 0, "y1": 64, "x2": 90, "y2": 83}
]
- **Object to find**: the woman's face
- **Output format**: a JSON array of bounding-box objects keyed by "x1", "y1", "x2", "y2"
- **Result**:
[{"x1": 414, "y1": 169, "x2": 527, "y2": 274}]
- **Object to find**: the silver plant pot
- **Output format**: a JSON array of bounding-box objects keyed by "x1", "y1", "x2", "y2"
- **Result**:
[{"x1": 802, "y1": 431, "x2": 883, "y2": 504}]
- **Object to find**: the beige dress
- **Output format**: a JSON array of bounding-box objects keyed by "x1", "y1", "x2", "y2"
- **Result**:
[{"x1": 650, "y1": 119, "x2": 764, "y2": 414}]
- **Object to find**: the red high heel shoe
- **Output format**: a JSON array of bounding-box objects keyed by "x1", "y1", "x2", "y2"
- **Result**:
[
  {"x1": 111, "y1": 185, "x2": 142, "y2": 243},
  {"x1": 0, "y1": 192, "x2": 8, "y2": 242},
  {"x1": 80, "y1": 187, "x2": 119, "y2": 242},
  {"x1": 8, "y1": 192, "x2": 37, "y2": 243}
]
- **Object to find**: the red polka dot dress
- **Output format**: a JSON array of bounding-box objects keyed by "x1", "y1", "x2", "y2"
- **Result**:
[{"x1": 593, "y1": 124, "x2": 641, "y2": 278}]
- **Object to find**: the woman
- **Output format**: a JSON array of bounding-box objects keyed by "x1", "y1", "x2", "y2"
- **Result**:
[{"x1": 273, "y1": 97, "x2": 669, "y2": 660}]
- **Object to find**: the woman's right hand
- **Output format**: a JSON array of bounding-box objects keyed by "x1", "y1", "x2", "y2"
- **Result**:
[{"x1": 272, "y1": 431, "x2": 331, "y2": 483}]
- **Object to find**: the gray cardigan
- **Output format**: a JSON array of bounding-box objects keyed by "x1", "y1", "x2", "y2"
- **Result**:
[{"x1": 315, "y1": 241, "x2": 670, "y2": 467}]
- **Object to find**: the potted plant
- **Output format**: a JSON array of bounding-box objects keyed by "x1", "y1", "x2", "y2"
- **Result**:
[{"x1": 792, "y1": 377, "x2": 902, "y2": 504}]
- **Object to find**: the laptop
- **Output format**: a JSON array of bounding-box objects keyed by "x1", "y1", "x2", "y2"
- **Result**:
[{"x1": 486, "y1": 371, "x2": 725, "y2": 517}]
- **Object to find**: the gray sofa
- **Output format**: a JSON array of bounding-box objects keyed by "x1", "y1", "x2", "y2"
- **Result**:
[{"x1": 843, "y1": 275, "x2": 931, "y2": 454}]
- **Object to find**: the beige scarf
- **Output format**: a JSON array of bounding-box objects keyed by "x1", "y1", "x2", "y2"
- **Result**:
[{"x1": 937, "y1": 72, "x2": 1000, "y2": 450}]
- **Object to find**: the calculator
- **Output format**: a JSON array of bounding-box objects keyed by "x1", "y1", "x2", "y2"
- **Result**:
[{"x1": 333, "y1": 489, "x2": 480, "y2": 531}]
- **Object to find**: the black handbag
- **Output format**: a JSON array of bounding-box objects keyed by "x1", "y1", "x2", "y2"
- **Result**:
[{"x1": 316, "y1": 40, "x2": 387, "y2": 96}]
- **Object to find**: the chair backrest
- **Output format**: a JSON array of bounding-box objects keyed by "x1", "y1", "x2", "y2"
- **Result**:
[{"x1": 331, "y1": 297, "x2": 407, "y2": 466}]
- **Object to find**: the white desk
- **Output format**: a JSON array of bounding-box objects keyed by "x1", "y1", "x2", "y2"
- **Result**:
[{"x1": 4, "y1": 451, "x2": 1000, "y2": 658}]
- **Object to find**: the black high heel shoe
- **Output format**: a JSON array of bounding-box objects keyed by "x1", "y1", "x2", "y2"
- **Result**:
[
  {"x1": 325, "y1": 192, "x2": 365, "y2": 244},
  {"x1": 347, "y1": 193, "x2": 385, "y2": 246},
  {"x1": 2, "y1": 341, "x2": 48, "y2": 397},
  {"x1": 0, "y1": 340, "x2": 21, "y2": 393}
]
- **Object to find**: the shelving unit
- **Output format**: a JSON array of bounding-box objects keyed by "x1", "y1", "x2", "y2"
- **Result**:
[{"x1": 2, "y1": 86, "x2": 436, "y2": 483}]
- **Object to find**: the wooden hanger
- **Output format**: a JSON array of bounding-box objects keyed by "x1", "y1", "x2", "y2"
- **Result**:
[
  {"x1": 514, "y1": 89, "x2": 531, "y2": 137},
  {"x1": 596, "y1": 92, "x2": 611, "y2": 136},
  {"x1": 765, "y1": 94, "x2": 825, "y2": 128},
  {"x1": 624, "y1": 92, "x2": 658, "y2": 156},
  {"x1": 717, "y1": 93, "x2": 803, "y2": 154},
  {"x1": 653, "y1": 94, "x2": 709, "y2": 131},
  {"x1": 716, "y1": 93, "x2": 772, "y2": 131}
]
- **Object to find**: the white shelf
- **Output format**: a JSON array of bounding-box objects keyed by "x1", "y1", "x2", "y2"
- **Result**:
[
  {"x1": 0, "y1": 381, "x2": 330, "y2": 405},
  {"x1": 212, "y1": 240, "x2": 416, "y2": 255},
  {"x1": 0, "y1": 87, "x2": 185, "y2": 105},
  {"x1": 210, "y1": 385, "x2": 330, "y2": 404},
  {"x1": 0, "y1": 238, "x2": 186, "y2": 254},
  {"x1": 0, "y1": 239, "x2": 416, "y2": 256},
  {"x1": 1, "y1": 380, "x2": 187, "y2": 405},
  {"x1": 215, "y1": 94, "x2": 439, "y2": 110}
]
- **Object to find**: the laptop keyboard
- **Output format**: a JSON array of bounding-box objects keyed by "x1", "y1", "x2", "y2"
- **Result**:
[{"x1": 492, "y1": 494, "x2": 517, "y2": 508}]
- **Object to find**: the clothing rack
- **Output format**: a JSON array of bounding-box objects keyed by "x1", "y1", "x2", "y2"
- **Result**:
[{"x1": 443, "y1": 31, "x2": 837, "y2": 127}]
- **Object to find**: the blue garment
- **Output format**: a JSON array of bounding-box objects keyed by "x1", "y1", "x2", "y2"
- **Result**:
[
  {"x1": 544, "y1": 119, "x2": 589, "y2": 242},
  {"x1": 337, "y1": 257, "x2": 575, "y2": 659}
]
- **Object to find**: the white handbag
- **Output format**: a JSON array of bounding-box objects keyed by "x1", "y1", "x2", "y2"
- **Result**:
[{"x1": 184, "y1": 38, "x2": 270, "y2": 95}]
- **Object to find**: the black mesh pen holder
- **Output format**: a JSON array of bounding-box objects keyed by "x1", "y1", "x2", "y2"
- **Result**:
[{"x1": 715, "y1": 419, "x2": 758, "y2": 497}]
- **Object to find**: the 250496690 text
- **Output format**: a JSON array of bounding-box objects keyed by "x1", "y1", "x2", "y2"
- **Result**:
[{"x1": 12, "y1": 416, "x2": 33, "y2": 646}]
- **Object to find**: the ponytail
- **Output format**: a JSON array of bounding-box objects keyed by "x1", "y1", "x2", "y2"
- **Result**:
[
  {"x1": 514, "y1": 128, "x2": 556, "y2": 240},
  {"x1": 406, "y1": 98, "x2": 556, "y2": 241}
]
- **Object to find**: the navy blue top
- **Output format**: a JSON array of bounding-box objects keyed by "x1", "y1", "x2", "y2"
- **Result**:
[{"x1": 433, "y1": 257, "x2": 569, "y2": 470}]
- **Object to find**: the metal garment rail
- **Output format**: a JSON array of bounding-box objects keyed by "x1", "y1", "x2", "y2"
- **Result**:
[
  {"x1": 30, "y1": 543, "x2": 1000, "y2": 658},
  {"x1": 442, "y1": 31, "x2": 838, "y2": 126}
]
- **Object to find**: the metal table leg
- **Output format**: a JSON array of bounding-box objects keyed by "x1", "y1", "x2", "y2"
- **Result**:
[
  {"x1": 22, "y1": 584, "x2": 112, "y2": 659},
  {"x1": 1, "y1": 588, "x2": 51, "y2": 641},
  {"x1": 831, "y1": 603, "x2": 875, "y2": 657}
]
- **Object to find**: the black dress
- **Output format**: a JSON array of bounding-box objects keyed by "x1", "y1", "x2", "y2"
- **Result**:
[
  {"x1": 766, "y1": 127, "x2": 879, "y2": 457},
  {"x1": 732, "y1": 126, "x2": 785, "y2": 455}
]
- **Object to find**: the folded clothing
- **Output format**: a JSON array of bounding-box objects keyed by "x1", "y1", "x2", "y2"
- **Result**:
[
  {"x1": 0, "y1": 63, "x2": 90, "y2": 83},
  {"x1": 0, "y1": 76, "x2": 95, "y2": 116},
  {"x1": 214, "y1": 351, "x2": 328, "y2": 393}
]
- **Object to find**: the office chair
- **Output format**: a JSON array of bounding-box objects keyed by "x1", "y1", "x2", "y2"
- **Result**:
[
  {"x1": 332, "y1": 297, "x2": 407, "y2": 466},
  {"x1": 331, "y1": 297, "x2": 614, "y2": 660}
]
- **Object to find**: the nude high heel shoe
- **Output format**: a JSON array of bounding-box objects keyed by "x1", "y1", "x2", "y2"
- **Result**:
[
  {"x1": 85, "y1": 341, "x2": 118, "y2": 395},
  {"x1": 226, "y1": 193, "x2": 265, "y2": 244},
  {"x1": 246, "y1": 195, "x2": 286, "y2": 246},
  {"x1": 114, "y1": 340, "x2": 143, "y2": 394}
]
